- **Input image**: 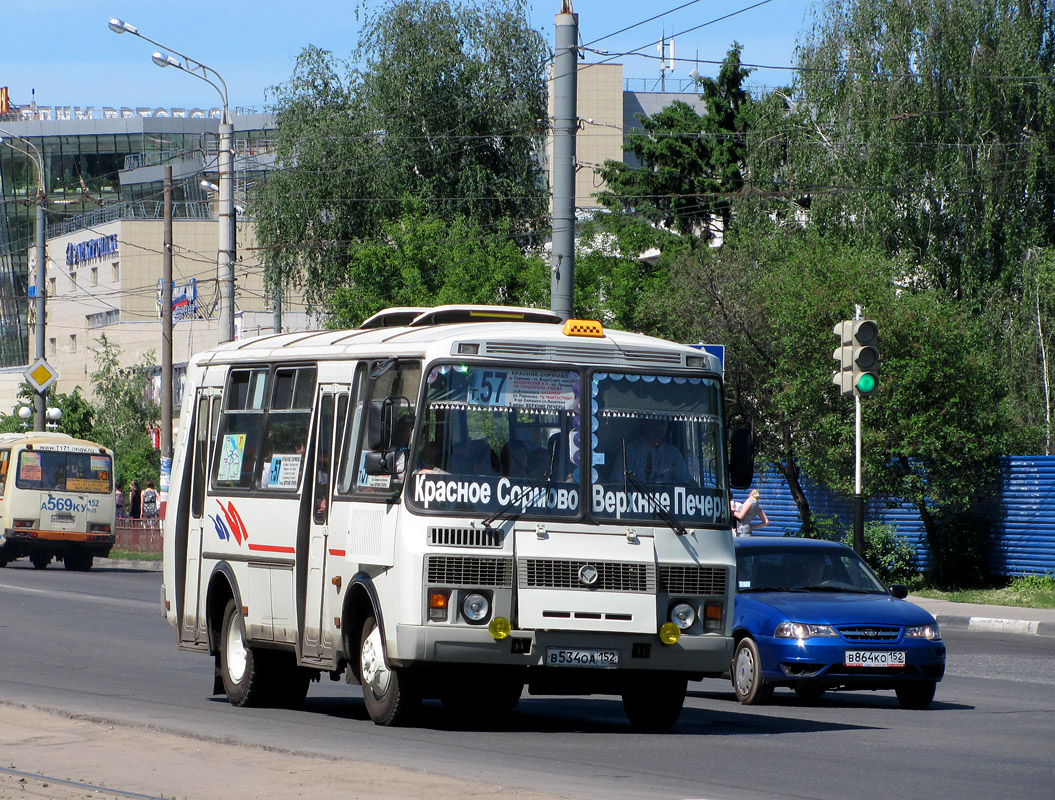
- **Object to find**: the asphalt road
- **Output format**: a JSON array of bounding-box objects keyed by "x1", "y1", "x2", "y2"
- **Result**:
[{"x1": 1, "y1": 563, "x2": 1053, "y2": 800}]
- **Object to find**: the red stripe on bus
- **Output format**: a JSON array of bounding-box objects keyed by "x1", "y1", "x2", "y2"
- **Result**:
[
  {"x1": 328, "y1": 549, "x2": 346, "y2": 557},
  {"x1": 247, "y1": 543, "x2": 296, "y2": 553}
]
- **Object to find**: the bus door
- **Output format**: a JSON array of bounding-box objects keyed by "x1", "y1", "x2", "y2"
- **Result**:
[
  {"x1": 302, "y1": 387, "x2": 348, "y2": 661},
  {"x1": 182, "y1": 389, "x2": 222, "y2": 646}
]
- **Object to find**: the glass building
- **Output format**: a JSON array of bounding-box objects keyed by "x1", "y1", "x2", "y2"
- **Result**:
[{"x1": 0, "y1": 110, "x2": 275, "y2": 367}]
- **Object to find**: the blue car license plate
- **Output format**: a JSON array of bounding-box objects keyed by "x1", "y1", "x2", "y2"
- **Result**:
[{"x1": 844, "y1": 650, "x2": 906, "y2": 667}]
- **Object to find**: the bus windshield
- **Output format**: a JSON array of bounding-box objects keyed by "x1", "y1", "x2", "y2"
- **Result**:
[
  {"x1": 15, "y1": 449, "x2": 113, "y2": 493},
  {"x1": 589, "y1": 371, "x2": 727, "y2": 527},
  {"x1": 406, "y1": 364, "x2": 582, "y2": 519}
]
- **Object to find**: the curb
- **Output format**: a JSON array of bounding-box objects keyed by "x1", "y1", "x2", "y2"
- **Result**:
[{"x1": 933, "y1": 613, "x2": 1055, "y2": 637}]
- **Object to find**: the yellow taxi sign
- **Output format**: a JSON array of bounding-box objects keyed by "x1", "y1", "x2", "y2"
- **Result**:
[
  {"x1": 24, "y1": 358, "x2": 58, "y2": 393},
  {"x1": 562, "y1": 319, "x2": 604, "y2": 338}
]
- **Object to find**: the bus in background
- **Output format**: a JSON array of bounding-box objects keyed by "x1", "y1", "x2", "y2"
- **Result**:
[
  {"x1": 0, "y1": 432, "x2": 116, "y2": 570},
  {"x1": 162, "y1": 305, "x2": 752, "y2": 730}
]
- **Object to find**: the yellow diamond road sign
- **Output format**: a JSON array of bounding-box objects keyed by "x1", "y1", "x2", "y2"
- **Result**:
[{"x1": 24, "y1": 359, "x2": 58, "y2": 393}]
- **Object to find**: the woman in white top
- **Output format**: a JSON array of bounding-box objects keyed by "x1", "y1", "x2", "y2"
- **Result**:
[{"x1": 734, "y1": 488, "x2": 769, "y2": 536}]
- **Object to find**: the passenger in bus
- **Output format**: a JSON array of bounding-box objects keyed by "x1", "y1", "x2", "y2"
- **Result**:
[
  {"x1": 416, "y1": 440, "x2": 448, "y2": 474},
  {"x1": 500, "y1": 439, "x2": 531, "y2": 478},
  {"x1": 616, "y1": 418, "x2": 692, "y2": 485}
]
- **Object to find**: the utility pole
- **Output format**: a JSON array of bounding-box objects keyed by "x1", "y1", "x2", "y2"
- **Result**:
[
  {"x1": 33, "y1": 168, "x2": 46, "y2": 432},
  {"x1": 161, "y1": 166, "x2": 173, "y2": 515},
  {"x1": 550, "y1": 1, "x2": 578, "y2": 320},
  {"x1": 218, "y1": 117, "x2": 236, "y2": 343}
]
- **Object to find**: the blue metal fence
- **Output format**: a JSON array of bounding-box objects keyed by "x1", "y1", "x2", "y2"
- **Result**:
[{"x1": 731, "y1": 456, "x2": 1055, "y2": 578}]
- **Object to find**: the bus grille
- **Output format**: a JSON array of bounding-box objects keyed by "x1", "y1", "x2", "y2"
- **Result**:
[
  {"x1": 659, "y1": 565, "x2": 728, "y2": 596},
  {"x1": 425, "y1": 555, "x2": 513, "y2": 587},
  {"x1": 519, "y1": 559, "x2": 656, "y2": 592},
  {"x1": 428, "y1": 526, "x2": 502, "y2": 548}
]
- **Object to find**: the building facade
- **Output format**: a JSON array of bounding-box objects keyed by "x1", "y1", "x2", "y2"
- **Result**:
[{"x1": 0, "y1": 110, "x2": 310, "y2": 419}]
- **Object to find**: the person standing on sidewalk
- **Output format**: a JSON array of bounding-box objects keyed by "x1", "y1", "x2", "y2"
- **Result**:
[{"x1": 128, "y1": 480, "x2": 142, "y2": 520}]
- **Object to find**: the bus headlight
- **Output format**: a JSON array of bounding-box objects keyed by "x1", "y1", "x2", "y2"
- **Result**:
[
  {"x1": 670, "y1": 602, "x2": 696, "y2": 630},
  {"x1": 461, "y1": 592, "x2": 490, "y2": 623}
]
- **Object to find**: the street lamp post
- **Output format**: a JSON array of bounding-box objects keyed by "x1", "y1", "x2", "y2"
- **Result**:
[
  {"x1": 108, "y1": 18, "x2": 236, "y2": 345},
  {"x1": 0, "y1": 127, "x2": 47, "y2": 431}
]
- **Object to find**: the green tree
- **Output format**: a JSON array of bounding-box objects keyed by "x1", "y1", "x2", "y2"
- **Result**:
[
  {"x1": 0, "y1": 385, "x2": 94, "y2": 437},
  {"x1": 327, "y1": 207, "x2": 549, "y2": 328},
  {"x1": 752, "y1": 0, "x2": 1055, "y2": 298},
  {"x1": 252, "y1": 0, "x2": 550, "y2": 322},
  {"x1": 88, "y1": 335, "x2": 160, "y2": 487},
  {"x1": 596, "y1": 44, "x2": 753, "y2": 248}
]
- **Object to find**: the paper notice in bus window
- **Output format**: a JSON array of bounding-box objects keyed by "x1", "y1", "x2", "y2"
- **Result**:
[
  {"x1": 20, "y1": 452, "x2": 42, "y2": 481},
  {"x1": 217, "y1": 434, "x2": 247, "y2": 481},
  {"x1": 268, "y1": 454, "x2": 302, "y2": 489},
  {"x1": 67, "y1": 478, "x2": 109, "y2": 493},
  {"x1": 90, "y1": 456, "x2": 109, "y2": 472},
  {"x1": 468, "y1": 369, "x2": 576, "y2": 411}
]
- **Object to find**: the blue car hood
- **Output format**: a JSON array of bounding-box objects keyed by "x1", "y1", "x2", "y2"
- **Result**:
[{"x1": 737, "y1": 592, "x2": 937, "y2": 627}]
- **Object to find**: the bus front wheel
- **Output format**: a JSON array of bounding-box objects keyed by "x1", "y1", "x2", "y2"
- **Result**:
[
  {"x1": 220, "y1": 599, "x2": 269, "y2": 707},
  {"x1": 359, "y1": 615, "x2": 420, "y2": 726}
]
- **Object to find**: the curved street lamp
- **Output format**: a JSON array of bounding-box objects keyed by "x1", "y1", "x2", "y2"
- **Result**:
[{"x1": 107, "y1": 18, "x2": 236, "y2": 347}]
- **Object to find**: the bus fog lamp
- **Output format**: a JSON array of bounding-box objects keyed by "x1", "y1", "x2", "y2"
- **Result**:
[
  {"x1": 489, "y1": 617, "x2": 511, "y2": 640},
  {"x1": 659, "y1": 622, "x2": 682, "y2": 645}
]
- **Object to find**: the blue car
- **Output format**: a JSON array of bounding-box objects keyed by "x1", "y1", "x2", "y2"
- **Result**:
[{"x1": 731, "y1": 537, "x2": 945, "y2": 708}]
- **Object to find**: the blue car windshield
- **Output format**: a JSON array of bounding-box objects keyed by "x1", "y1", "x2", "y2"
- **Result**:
[{"x1": 736, "y1": 547, "x2": 887, "y2": 593}]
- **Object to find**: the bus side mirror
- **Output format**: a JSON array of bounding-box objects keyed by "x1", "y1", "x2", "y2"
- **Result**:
[
  {"x1": 363, "y1": 450, "x2": 394, "y2": 476},
  {"x1": 728, "y1": 426, "x2": 754, "y2": 490},
  {"x1": 366, "y1": 400, "x2": 393, "y2": 452}
]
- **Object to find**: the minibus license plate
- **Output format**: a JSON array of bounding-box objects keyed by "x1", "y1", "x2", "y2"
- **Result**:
[
  {"x1": 844, "y1": 650, "x2": 906, "y2": 667},
  {"x1": 51, "y1": 513, "x2": 74, "y2": 524},
  {"x1": 546, "y1": 648, "x2": 619, "y2": 668}
]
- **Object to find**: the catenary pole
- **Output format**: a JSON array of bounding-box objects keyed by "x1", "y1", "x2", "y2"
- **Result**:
[{"x1": 550, "y1": 1, "x2": 578, "y2": 320}]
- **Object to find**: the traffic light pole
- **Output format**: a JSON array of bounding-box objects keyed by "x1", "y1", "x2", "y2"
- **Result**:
[{"x1": 854, "y1": 393, "x2": 864, "y2": 555}]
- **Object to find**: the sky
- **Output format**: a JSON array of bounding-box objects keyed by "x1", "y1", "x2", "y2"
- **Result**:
[{"x1": 3, "y1": 0, "x2": 819, "y2": 114}]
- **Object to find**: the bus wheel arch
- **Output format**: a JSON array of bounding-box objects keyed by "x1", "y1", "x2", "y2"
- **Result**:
[{"x1": 341, "y1": 575, "x2": 381, "y2": 685}]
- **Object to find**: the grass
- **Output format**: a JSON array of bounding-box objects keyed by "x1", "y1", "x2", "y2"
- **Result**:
[{"x1": 911, "y1": 574, "x2": 1055, "y2": 609}]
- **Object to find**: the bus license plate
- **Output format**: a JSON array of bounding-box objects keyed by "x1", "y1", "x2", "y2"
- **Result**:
[
  {"x1": 844, "y1": 650, "x2": 906, "y2": 667},
  {"x1": 51, "y1": 513, "x2": 75, "y2": 524},
  {"x1": 546, "y1": 648, "x2": 619, "y2": 668}
]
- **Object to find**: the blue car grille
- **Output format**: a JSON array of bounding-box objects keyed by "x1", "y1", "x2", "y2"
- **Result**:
[{"x1": 836, "y1": 625, "x2": 902, "y2": 643}]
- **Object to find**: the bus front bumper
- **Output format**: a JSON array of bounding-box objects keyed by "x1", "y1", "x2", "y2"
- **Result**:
[{"x1": 393, "y1": 623, "x2": 733, "y2": 676}]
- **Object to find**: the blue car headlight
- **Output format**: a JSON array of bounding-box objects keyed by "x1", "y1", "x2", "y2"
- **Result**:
[
  {"x1": 774, "y1": 621, "x2": 837, "y2": 639},
  {"x1": 905, "y1": 622, "x2": 941, "y2": 640}
]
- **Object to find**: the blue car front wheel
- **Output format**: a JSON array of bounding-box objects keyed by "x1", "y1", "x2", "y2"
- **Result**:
[{"x1": 732, "y1": 638, "x2": 773, "y2": 705}]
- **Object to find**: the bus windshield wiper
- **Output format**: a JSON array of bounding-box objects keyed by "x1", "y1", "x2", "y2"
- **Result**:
[
  {"x1": 622, "y1": 442, "x2": 688, "y2": 537},
  {"x1": 480, "y1": 444, "x2": 558, "y2": 532}
]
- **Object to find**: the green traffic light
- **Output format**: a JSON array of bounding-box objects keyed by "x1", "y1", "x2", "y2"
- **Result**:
[{"x1": 857, "y1": 373, "x2": 877, "y2": 393}]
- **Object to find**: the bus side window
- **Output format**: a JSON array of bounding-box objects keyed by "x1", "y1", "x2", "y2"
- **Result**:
[
  {"x1": 213, "y1": 368, "x2": 268, "y2": 490},
  {"x1": 0, "y1": 450, "x2": 9, "y2": 497}
]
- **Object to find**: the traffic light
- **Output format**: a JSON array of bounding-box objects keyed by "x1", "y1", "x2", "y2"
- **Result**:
[{"x1": 832, "y1": 320, "x2": 879, "y2": 397}]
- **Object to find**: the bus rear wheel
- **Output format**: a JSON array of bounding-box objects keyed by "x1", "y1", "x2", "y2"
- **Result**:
[
  {"x1": 220, "y1": 599, "x2": 270, "y2": 707},
  {"x1": 64, "y1": 552, "x2": 93, "y2": 571},
  {"x1": 359, "y1": 615, "x2": 420, "y2": 726},
  {"x1": 30, "y1": 553, "x2": 51, "y2": 570}
]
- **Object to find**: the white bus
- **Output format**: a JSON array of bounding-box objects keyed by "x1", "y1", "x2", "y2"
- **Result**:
[
  {"x1": 162, "y1": 306, "x2": 752, "y2": 730},
  {"x1": 0, "y1": 432, "x2": 117, "y2": 570}
]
